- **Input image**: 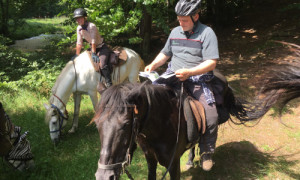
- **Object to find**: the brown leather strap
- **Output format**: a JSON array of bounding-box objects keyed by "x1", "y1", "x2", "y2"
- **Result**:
[{"x1": 189, "y1": 99, "x2": 206, "y2": 134}]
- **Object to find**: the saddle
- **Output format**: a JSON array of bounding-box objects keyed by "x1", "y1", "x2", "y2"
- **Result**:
[
  {"x1": 183, "y1": 95, "x2": 206, "y2": 144},
  {"x1": 182, "y1": 69, "x2": 230, "y2": 144},
  {"x1": 89, "y1": 46, "x2": 128, "y2": 72}
]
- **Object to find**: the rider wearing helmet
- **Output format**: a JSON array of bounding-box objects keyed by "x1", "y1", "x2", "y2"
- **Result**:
[
  {"x1": 145, "y1": 0, "x2": 219, "y2": 171},
  {"x1": 73, "y1": 8, "x2": 112, "y2": 87}
]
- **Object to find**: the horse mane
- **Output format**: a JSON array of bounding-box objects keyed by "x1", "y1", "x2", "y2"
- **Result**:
[
  {"x1": 51, "y1": 61, "x2": 75, "y2": 97},
  {"x1": 93, "y1": 83, "x2": 138, "y2": 126},
  {"x1": 93, "y1": 82, "x2": 178, "y2": 127},
  {"x1": 133, "y1": 82, "x2": 177, "y2": 108}
]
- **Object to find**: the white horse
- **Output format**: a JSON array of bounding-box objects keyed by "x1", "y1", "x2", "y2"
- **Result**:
[{"x1": 43, "y1": 48, "x2": 144, "y2": 144}]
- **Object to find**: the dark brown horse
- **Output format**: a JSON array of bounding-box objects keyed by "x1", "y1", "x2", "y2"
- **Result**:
[
  {"x1": 93, "y1": 80, "x2": 254, "y2": 180},
  {"x1": 93, "y1": 46, "x2": 300, "y2": 179}
]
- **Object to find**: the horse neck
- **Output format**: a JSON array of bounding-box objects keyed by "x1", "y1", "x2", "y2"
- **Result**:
[{"x1": 51, "y1": 69, "x2": 75, "y2": 109}]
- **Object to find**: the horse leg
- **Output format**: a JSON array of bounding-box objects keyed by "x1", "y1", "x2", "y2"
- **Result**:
[
  {"x1": 186, "y1": 147, "x2": 195, "y2": 169},
  {"x1": 69, "y1": 92, "x2": 81, "y2": 133},
  {"x1": 169, "y1": 160, "x2": 181, "y2": 180},
  {"x1": 89, "y1": 91, "x2": 98, "y2": 111},
  {"x1": 145, "y1": 154, "x2": 157, "y2": 180}
]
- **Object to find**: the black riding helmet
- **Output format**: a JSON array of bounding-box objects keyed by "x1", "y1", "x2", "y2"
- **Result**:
[
  {"x1": 175, "y1": 0, "x2": 201, "y2": 16},
  {"x1": 73, "y1": 8, "x2": 87, "y2": 18}
]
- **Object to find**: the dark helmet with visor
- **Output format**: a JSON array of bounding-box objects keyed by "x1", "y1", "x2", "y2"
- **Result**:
[
  {"x1": 175, "y1": 0, "x2": 201, "y2": 16},
  {"x1": 73, "y1": 8, "x2": 87, "y2": 18}
]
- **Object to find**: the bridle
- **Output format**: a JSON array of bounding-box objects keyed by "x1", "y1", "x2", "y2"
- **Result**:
[
  {"x1": 49, "y1": 94, "x2": 69, "y2": 134},
  {"x1": 49, "y1": 58, "x2": 76, "y2": 134},
  {"x1": 97, "y1": 104, "x2": 139, "y2": 179}
]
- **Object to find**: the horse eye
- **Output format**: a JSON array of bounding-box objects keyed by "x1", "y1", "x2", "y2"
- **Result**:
[{"x1": 52, "y1": 121, "x2": 57, "y2": 125}]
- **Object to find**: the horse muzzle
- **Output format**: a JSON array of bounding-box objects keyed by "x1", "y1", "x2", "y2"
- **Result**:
[{"x1": 95, "y1": 169, "x2": 120, "y2": 180}]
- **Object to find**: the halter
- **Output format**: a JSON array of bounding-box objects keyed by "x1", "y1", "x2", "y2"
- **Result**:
[
  {"x1": 49, "y1": 94, "x2": 69, "y2": 134},
  {"x1": 97, "y1": 104, "x2": 138, "y2": 179}
]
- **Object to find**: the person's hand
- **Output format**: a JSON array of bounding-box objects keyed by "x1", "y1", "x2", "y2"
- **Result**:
[
  {"x1": 92, "y1": 53, "x2": 100, "y2": 63},
  {"x1": 71, "y1": 55, "x2": 78, "y2": 61},
  {"x1": 144, "y1": 64, "x2": 154, "y2": 72},
  {"x1": 175, "y1": 68, "x2": 191, "y2": 81}
]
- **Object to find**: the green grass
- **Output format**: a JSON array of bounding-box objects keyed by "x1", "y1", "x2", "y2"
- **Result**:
[{"x1": 1, "y1": 89, "x2": 299, "y2": 180}]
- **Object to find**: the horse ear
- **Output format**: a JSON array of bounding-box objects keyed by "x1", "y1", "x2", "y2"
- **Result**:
[
  {"x1": 126, "y1": 89, "x2": 140, "y2": 105},
  {"x1": 126, "y1": 83, "x2": 147, "y2": 104},
  {"x1": 43, "y1": 103, "x2": 50, "y2": 110}
]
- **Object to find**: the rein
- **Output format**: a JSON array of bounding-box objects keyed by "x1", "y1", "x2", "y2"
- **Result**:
[
  {"x1": 161, "y1": 82, "x2": 183, "y2": 180},
  {"x1": 50, "y1": 95, "x2": 69, "y2": 133},
  {"x1": 72, "y1": 59, "x2": 78, "y2": 92}
]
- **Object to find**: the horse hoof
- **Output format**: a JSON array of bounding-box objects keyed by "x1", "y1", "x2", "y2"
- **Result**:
[{"x1": 68, "y1": 128, "x2": 76, "y2": 133}]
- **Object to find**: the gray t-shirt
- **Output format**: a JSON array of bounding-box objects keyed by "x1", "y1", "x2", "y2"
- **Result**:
[{"x1": 161, "y1": 21, "x2": 219, "y2": 72}]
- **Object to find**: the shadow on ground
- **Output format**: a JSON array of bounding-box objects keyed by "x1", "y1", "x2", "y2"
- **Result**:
[{"x1": 182, "y1": 141, "x2": 300, "y2": 180}]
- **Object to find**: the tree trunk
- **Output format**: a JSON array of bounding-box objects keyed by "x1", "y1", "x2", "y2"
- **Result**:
[
  {"x1": 140, "y1": 5, "x2": 152, "y2": 57},
  {"x1": 0, "y1": 0, "x2": 9, "y2": 35}
]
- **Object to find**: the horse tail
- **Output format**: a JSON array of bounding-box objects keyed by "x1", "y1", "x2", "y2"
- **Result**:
[
  {"x1": 223, "y1": 87, "x2": 252, "y2": 123},
  {"x1": 254, "y1": 62, "x2": 300, "y2": 116},
  {"x1": 224, "y1": 61, "x2": 300, "y2": 123}
]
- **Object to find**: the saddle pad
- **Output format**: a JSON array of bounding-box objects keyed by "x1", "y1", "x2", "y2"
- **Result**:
[{"x1": 112, "y1": 46, "x2": 128, "y2": 61}]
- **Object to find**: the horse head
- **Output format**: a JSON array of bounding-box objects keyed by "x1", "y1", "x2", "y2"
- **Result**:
[
  {"x1": 43, "y1": 103, "x2": 68, "y2": 144},
  {"x1": 94, "y1": 82, "x2": 179, "y2": 179},
  {"x1": 94, "y1": 83, "x2": 143, "y2": 180}
]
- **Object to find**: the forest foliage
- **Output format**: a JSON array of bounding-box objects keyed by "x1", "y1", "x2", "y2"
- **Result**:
[{"x1": 1, "y1": 0, "x2": 299, "y2": 95}]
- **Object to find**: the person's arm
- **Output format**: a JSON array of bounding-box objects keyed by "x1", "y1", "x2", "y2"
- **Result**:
[
  {"x1": 76, "y1": 44, "x2": 82, "y2": 55},
  {"x1": 76, "y1": 26, "x2": 83, "y2": 55},
  {"x1": 91, "y1": 43, "x2": 96, "y2": 54},
  {"x1": 144, "y1": 53, "x2": 170, "y2": 72},
  {"x1": 175, "y1": 59, "x2": 217, "y2": 81}
]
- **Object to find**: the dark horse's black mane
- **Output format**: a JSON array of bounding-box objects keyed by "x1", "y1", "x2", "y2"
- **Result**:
[{"x1": 94, "y1": 82, "x2": 178, "y2": 125}]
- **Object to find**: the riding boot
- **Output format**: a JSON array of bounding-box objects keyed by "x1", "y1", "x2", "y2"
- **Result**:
[{"x1": 100, "y1": 65, "x2": 113, "y2": 88}]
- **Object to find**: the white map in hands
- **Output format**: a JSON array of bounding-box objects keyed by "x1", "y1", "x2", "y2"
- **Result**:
[
  {"x1": 139, "y1": 71, "x2": 160, "y2": 82},
  {"x1": 139, "y1": 71, "x2": 176, "y2": 82}
]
